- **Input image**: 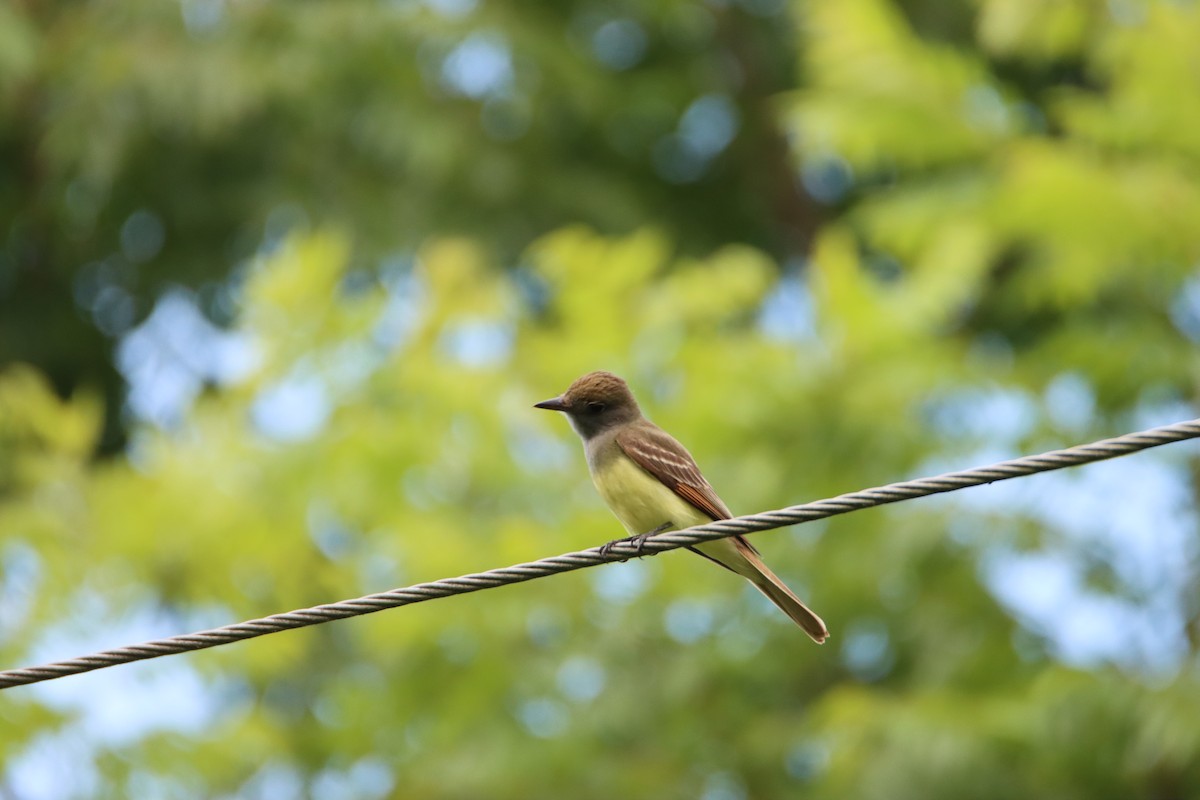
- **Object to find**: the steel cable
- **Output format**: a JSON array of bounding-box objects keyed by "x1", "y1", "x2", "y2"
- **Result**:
[{"x1": 2, "y1": 417, "x2": 1197, "y2": 690}]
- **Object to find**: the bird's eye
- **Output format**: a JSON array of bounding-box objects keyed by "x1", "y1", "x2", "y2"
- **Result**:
[{"x1": 585, "y1": 401, "x2": 606, "y2": 414}]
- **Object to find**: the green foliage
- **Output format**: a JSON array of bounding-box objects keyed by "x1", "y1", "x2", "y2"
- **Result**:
[
  {"x1": 1, "y1": 0, "x2": 1198, "y2": 798},
  {"x1": 789, "y1": 0, "x2": 1200, "y2": 410},
  {"x1": 0, "y1": 0, "x2": 804, "y2": 448}
]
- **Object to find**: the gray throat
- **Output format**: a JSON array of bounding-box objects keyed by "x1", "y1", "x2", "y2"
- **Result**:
[{"x1": 580, "y1": 424, "x2": 622, "y2": 475}]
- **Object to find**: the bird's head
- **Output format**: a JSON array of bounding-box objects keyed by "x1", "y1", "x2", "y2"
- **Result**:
[{"x1": 534, "y1": 371, "x2": 642, "y2": 439}]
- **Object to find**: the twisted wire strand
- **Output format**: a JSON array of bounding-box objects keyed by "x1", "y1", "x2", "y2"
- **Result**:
[{"x1": 2, "y1": 417, "x2": 1197, "y2": 690}]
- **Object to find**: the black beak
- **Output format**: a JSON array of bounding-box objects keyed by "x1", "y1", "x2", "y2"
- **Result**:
[{"x1": 534, "y1": 396, "x2": 567, "y2": 412}]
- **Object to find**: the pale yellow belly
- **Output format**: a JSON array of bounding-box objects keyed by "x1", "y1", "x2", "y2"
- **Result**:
[
  {"x1": 591, "y1": 454, "x2": 757, "y2": 577},
  {"x1": 592, "y1": 455, "x2": 713, "y2": 535}
]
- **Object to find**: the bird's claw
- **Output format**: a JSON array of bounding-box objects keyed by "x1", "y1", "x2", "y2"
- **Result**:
[
  {"x1": 598, "y1": 537, "x2": 630, "y2": 560},
  {"x1": 599, "y1": 523, "x2": 672, "y2": 561}
]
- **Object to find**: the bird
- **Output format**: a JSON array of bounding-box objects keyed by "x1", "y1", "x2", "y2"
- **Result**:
[{"x1": 534, "y1": 371, "x2": 828, "y2": 643}]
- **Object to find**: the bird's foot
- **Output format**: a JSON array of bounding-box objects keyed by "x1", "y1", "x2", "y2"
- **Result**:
[{"x1": 599, "y1": 523, "x2": 672, "y2": 561}]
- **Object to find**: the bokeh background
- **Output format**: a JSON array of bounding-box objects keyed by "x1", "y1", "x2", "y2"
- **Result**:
[{"x1": 3, "y1": 0, "x2": 1200, "y2": 797}]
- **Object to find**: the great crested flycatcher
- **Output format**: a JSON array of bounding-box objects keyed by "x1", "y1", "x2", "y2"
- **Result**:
[{"x1": 535, "y1": 371, "x2": 828, "y2": 643}]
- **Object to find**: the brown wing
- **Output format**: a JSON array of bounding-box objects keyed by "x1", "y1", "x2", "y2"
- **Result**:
[
  {"x1": 616, "y1": 422, "x2": 825, "y2": 642},
  {"x1": 615, "y1": 422, "x2": 732, "y2": 521}
]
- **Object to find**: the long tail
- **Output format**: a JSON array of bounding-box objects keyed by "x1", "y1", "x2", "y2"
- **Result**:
[
  {"x1": 691, "y1": 535, "x2": 829, "y2": 643},
  {"x1": 729, "y1": 537, "x2": 829, "y2": 644}
]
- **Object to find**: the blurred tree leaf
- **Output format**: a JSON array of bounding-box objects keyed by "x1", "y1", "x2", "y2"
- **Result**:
[{"x1": 1, "y1": 0, "x2": 1199, "y2": 797}]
